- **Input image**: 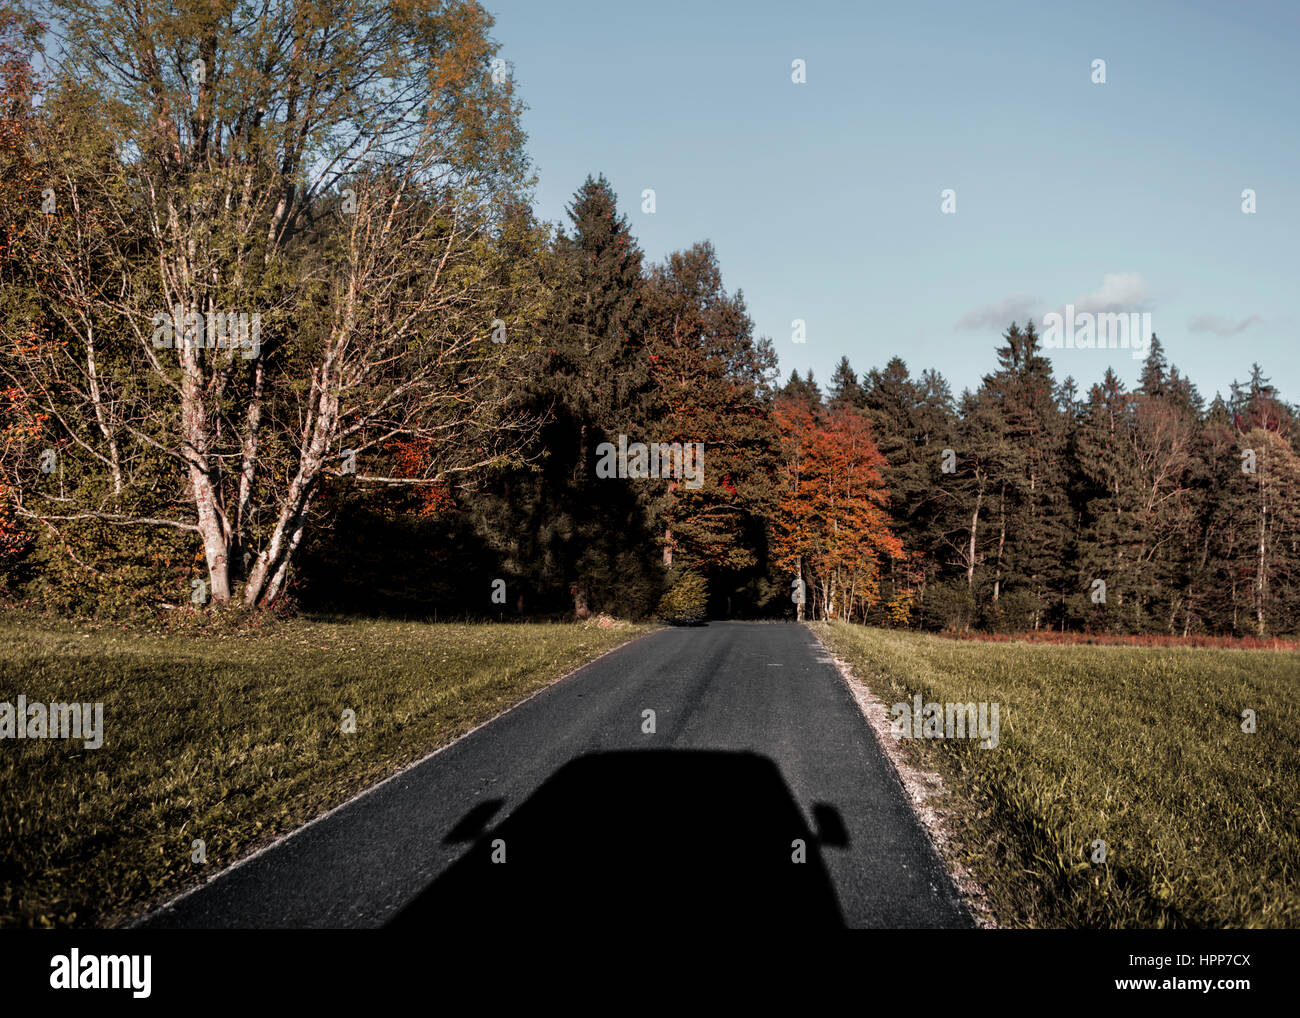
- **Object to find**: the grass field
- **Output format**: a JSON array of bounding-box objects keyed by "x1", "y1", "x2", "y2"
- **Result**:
[
  {"x1": 813, "y1": 622, "x2": 1300, "y2": 928},
  {"x1": 0, "y1": 611, "x2": 652, "y2": 928}
]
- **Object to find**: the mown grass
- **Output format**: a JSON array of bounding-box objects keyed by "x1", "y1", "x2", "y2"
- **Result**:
[
  {"x1": 0, "y1": 611, "x2": 651, "y2": 928},
  {"x1": 812, "y1": 622, "x2": 1299, "y2": 929}
]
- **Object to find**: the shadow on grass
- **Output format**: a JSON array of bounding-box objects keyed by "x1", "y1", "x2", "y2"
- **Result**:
[{"x1": 389, "y1": 749, "x2": 846, "y2": 928}]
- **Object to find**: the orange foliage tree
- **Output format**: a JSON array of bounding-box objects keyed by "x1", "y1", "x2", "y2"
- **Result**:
[{"x1": 771, "y1": 397, "x2": 904, "y2": 621}]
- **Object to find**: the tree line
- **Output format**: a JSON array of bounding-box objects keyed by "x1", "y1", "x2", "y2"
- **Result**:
[
  {"x1": 1, "y1": 2, "x2": 1295, "y2": 634},
  {"x1": 800, "y1": 332, "x2": 1298, "y2": 636}
]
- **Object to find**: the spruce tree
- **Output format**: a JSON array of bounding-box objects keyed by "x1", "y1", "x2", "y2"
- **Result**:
[
  {"x1": 828, "y1": 356, "x2": 865, "y2": 409},
  {"x1": 462, "y1": 175, "x2": 657, "y2": 617}
]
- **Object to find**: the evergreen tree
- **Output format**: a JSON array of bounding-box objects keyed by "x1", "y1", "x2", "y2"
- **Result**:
[
  {"x1": 1138, "y1": 334, "x2": 1168, "y2": 396},
  {"x1": 462, "y1": 175, "x2": 658, "y2": 617},
  {"x1": 984, "y1": 324, "x2": 1067, "y2": 626},
  {"x1": 1200, "y1": 372, "x2": 1300, "y2": 634},
  {"x1": 643, "y1": 242, "x2": 779, "y2": 612},
  {"x1": 861, "y1": 357, "x2": 957, "y2": 614},
  {"x1": 828, "y1": 356, "x2": 865, "y2": 409},
  {"x1": 779, "y1": 369, "x2": 823, "y2": 407}
]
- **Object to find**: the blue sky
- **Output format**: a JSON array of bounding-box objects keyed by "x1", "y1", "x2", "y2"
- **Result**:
[{"x1": 484, "y1": 0, "x2": 1299, "y2": 402}]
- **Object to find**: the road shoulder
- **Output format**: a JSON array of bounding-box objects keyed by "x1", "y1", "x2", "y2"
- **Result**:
[{"x1": 808, "y1": 624, "x2": 998, "y2": 928}]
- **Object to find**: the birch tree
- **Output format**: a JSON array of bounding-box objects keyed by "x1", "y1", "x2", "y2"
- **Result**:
[{"x1": 3, "y1": 0, "x2": 538, "y2": 606}]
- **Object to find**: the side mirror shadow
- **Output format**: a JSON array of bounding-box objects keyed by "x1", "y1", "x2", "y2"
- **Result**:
[
  {"x1": 443, "y1": 798, "x2": 504, "y2": 845},
  {"x1": 812, "y1": 802, "x2": 849, "y2": 848}
]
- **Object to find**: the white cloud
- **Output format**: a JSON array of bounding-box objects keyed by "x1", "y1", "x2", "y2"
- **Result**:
[
  {"x1": 1072, "y1": 272, "x2": 1152, "y2": 314},
  {"x1": 1187, "y1": 313, "x2": 1261, "y2": 336},
  {"x1": 954, "y1": 293, "x2": 1042, "y2": 331},
  {"x1": 958, "y1": 275, "x2": 1159, "y2": 335}
]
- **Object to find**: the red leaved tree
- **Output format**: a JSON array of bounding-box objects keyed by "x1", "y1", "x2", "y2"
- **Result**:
[{"x1": 771, "y1": 397, "x2": 904, "y2": 621}]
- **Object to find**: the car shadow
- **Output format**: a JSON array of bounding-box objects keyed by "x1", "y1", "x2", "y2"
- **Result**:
[{"x1": 388, "y1": 749, "x2": 847, "y2": 928}]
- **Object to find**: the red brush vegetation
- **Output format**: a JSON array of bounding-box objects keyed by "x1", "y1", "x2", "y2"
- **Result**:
[{"x1": 936, "y1": 630, "x2": 1298, "y2": 651}]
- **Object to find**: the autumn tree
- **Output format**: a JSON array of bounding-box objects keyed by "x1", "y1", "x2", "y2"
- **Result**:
[
  {"x1": 3, "y1": 0, "x2": 538, "y2": 608},
  {"x1": 643, "y1": 241, "x2": 779, "y2": 610},
  {"x1": 771, "y1": 396, "x2": 902, "y2": 621}
]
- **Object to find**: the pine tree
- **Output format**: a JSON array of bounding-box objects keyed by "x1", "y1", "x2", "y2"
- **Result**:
[
  {"x1": 860, "y1": 357, "x2": 957, "y2": 616},
  {"x1": 1071, "y1": 369, "x2": 1148, "y2": 630},
  {"x1": 1138, "y1": 334, "x2": 1168, "y2": 396},
  {"x1": 461, "y1": 175, "x2": 658, "y2": 618},
  {"x1": 780, "y1": 369, "x2": 823, "y2": 407},
  {"x1": 828, "y1": 356, "x2": 865, "y2": 409}
]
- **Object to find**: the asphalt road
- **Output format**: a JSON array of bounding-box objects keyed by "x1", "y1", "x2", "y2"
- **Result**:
[{"x1": 139, "y1": 621, "x2": 972, "y2": 929}]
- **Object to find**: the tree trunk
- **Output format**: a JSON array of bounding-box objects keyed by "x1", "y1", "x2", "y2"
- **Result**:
[
  {"x1": 180, "y1": 339, "x2": 232, "y2": 603},
  {"x1": 1255, "y1": 469, "x2": 1268, "y2": 635},
  {"x1": 795, "y1": 555, "x2": 805, "y2": 622},
  {"x1": 242, "y1": 373, "x2": 337, "y2": 607},
  {"x1": 966, "y1": 492, "x2": 982, "y2": 589},
  {"x1": 992, "y1": 483, "x2": 1005, "y2": 604}
]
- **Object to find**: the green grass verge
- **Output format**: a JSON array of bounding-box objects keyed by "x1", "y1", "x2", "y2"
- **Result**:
[
  {"x1": 812, "y1": 621, "x2": 1299, "y2": 929},
  {"x1": 0, "y1": 611, "x2": 652, "y2": 928}
]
